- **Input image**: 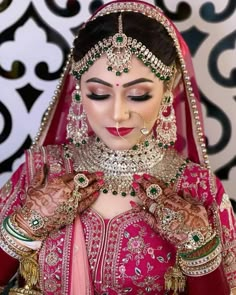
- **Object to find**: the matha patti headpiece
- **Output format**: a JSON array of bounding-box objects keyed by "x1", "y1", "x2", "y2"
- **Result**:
[{"x1": 71, "y1": 13, "x2": 174, "y2": 80}]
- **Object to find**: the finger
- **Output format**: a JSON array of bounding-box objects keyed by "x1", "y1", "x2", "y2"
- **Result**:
[
  {"x1": 61, "y1": 172, "x2": 76, "y2": 184},
  {"x1": 132, "y1": 182, "x2": 155, "y2": 209},
  {"x1": 29, "y1": 164, "x2": 48, "y2": 189},
  {"x1": 77, "y1": 179, "x2": 104, "y2": 201},
  {"x1": 77, "y1": 191, "x2": 99, "y2": 213},
  {"x1": 74, "y1": 171, "x2": 104, "y2": 189},
  {"x1": 133, "y1": 174, "x2": 164, "y2": 201},
  {"x1": 129, "y1": 200, "x2": 143, "y2": 213}
]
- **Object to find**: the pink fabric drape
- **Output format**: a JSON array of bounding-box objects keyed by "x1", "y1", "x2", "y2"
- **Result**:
[{"x1": 71, "y1": 216, "x2": 94, "y2": 294}]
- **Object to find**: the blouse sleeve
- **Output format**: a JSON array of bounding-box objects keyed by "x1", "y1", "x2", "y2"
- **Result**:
[{"x1": 0, "y1": 163, "x2": 27, "y2": 286}]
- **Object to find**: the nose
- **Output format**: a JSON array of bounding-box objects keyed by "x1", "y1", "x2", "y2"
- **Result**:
[{"x1": 112, "y1": 97, "x2": 130, "y2": 123}]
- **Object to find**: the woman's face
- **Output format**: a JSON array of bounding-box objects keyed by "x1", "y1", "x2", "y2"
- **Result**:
[{"x1": 80, "y1": 55, "x2": 165, "y2": 150}]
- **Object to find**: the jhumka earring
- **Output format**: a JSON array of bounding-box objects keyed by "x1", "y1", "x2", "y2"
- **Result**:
[
  {"x1": 155, "y1": 90, "x2": 177, "y2": 149},
  {"x1": 66, "y1": 84, "x2": 89, "y2": 146}
]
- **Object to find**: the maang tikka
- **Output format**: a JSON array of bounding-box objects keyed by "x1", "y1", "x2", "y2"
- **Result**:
[
  {"x1": 155, "y1": 88, "x2": 177, "y2": 149},
  {"x1": 66, "y1": 84, "x2": 89, "y2": 146}
]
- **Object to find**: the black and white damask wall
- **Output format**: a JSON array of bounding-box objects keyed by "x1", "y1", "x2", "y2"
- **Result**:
[{"x1": 0, "y1": 1, "x2": 235, "y2": 201}]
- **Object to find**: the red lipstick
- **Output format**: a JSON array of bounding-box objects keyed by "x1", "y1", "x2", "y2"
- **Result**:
[{"x1": 106, "y1": 127, "x2": 134, "y2": 136}]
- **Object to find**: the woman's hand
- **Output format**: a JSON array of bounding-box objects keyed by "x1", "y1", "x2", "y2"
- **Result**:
[
  {"x1": 14, "y1": 165, "x2": 103, "y2": 240},
  {"x1": 132, "y1": 174, "x2": 212, "y2": 251}
]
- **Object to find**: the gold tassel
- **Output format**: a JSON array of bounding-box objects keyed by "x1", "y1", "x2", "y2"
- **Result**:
[
  {"x1": 164, "y1": 264, "x2": 186, "y2": 295},
  {"x1": 9, "y1": 252, "x2": 42, "y2": 295},
  {"x1": 19, "y1": 252, "x2": 39, "y2": 287}
]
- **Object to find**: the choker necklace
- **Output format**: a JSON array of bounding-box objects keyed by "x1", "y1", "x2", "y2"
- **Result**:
[{"x1": 70, "y1": 135, "x2": 165, "y2": 197}]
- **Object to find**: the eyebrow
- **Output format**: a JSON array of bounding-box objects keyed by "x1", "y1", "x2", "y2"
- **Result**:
[{"x1": 85, "y1": 77, "x2": 154, "y2": 88}]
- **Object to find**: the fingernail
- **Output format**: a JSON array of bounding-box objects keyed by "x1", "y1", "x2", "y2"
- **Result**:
[
  {"x1": 96, "y1": 171, "x2": 104, "y2": 178},
  {"x1": 132, "y1": 182, "x2": 139, "y2": 190},
  {"x1": 143, "y1": 173, "x2": 151, "y2": 180},
  {"x1": 130, "y1": 201, "x2": 136, "y2": 208},
  {"x1": 133, "y1": 174, "x2": 141, "y2": 181},
  {"x1": 98, "y1": 179, "x2": 104, "y2": 185},
  {"x1": 93, "y1": 191, "x2": 100, "y2": 198}
]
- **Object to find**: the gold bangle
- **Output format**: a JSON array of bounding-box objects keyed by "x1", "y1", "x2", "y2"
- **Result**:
[{"x1": 180, "y1": 254, "x2": 222, "y2": 277}]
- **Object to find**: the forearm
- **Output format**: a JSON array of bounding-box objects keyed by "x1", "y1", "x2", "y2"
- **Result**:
[{"x1": 186, "y1": 263, "x2": 230, "y2": 295}]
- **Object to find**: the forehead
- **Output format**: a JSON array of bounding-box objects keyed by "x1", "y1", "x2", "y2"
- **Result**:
[{"x1": 81, "y1": 55, "x2": 160, "y2": 85}]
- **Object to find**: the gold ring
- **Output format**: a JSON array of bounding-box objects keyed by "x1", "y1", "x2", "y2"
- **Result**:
[
  {"x1": 74, "y1": 173, "x2": 89, "y2": 188},
  {"x1": 146, "y1": 184, "x2": 162, "y2": 200}
]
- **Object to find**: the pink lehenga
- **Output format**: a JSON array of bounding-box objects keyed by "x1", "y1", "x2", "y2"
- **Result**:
[{"x1": 0, "y1": 1, "x2": 235, "y2": 294}]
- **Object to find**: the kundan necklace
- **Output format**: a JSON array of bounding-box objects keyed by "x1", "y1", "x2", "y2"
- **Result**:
[{"x1": 70, "y1": 135, "x2": 165, "y2": 197}]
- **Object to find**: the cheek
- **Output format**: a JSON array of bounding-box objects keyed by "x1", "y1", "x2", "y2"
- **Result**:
[{"x1": 139, "y1": 99, "x2": 162, "y2": 123}]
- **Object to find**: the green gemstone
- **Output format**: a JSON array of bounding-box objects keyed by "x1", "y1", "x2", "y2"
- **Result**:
[
  {"x1": 116, "y1": 36, "x2": 123, "y2": 43},
  {"x1": 144, "y1": 141, "x2": 149, "y2": 147},
  {"x1": 75, "y1": 94, "x2": 80, "y2": 101},
  {"x1": 145, "y1": 62, "x2": 150, "y2": 66},
  {"x1": 160, "y1": 76, "x2": 165, "y2": 80},
  {"x1": 123, "y1": 68, "x2": 129, "y2": 73},
  {"x1": 138, "y1": 54, "x2": 143, "y2": 59},
  {"x1": 95, "y1": 53, "x2": 100, "y2": 58},
  {"x1": 164, "y1": 144, "x2": 169, "y2": 149},
  {"x1": 156, "y1": 73, "x2": 161, "y2": 78},
  {"x1": 192, "y1": 235, "x2": 200, "y2": 242},
  {"x1": 32, "y1": 219, "x2": 39, "y2": 225},
  {"x1": 130, "y1": 191, "x2": 136, "y2": 197},
  {"x1": 170, "y1": 141, "x2": 175, "y2": 146},
  {"x1": 69, "y1": 138, "x2": 73, "y2": 143},
  {"x1": 75, "y1": 143, "x2": 80, "y2": 147},
  {"x1": 132, "y1": 145, "x2": 138, "y2": 150},
  {"x1": 121, "y1": 192, "x2": 127, "y2": 197},
  {"x1": 79, "y1": 177, "x2": 85, "y2": 183},
  {"x1": 96, "y1": 137, "x2": 100, "y2": 142},
  {"x1": 104, "y1": 47, "x2": 108, "y2": 51},
  {"x1": 79, "y1": 70, "x2": 83, "y2": 75},
  {"x1": 107, "y1": 66, "x2": 112, "y2": 71},
  {"x1": 103, "y1": 189, "x2": 108, "y2": 194},
  {"x1": 158, "y1": 142, "x2": 163, "y2": 147},
  {"x1": 82, "y1": 140, "x2": 87, "y2": 144},
  {"x1": 166, "y1": 76, "x2": 170, "y2": 81},
  {"x1": 88, "y1": 60, "x2": 94, "y2": 65},
  {"x1": 116, "y1": 71, "x2": 121, "y2": 76},
  {"x1": 150, "y1": 187, "x2": 157, "y2": 195},
  {"x1": 112, "y1": 191, "x2": 118, "y2": 195},
  {"x1": 151, "y1": 68, "x2": 156, "y2": 73},
  {"x1": 131, "y1": 47, "x2": 136, "y2": 52}
]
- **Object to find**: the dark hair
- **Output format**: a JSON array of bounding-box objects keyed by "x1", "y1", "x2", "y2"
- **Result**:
[{"x1": 73, "y1": 12, "x2": 177, "y2": 66}]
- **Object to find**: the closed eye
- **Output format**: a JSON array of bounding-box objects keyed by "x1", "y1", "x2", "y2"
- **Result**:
[
  {"x1": 86, "y1": 92, "x2": 110, "y2": 100},
  {"x1": 128, "y1": 93, "x2": 152, "y2": 102}
]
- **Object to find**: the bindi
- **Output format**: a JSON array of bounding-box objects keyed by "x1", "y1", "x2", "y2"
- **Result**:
[{"x1": 116, "y1": 83, "x2": 120, "y2": 86}]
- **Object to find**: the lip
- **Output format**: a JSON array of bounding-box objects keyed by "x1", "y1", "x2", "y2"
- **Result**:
[{"x1": 106, "y1": 127, "x2": 134, "y2": 136}]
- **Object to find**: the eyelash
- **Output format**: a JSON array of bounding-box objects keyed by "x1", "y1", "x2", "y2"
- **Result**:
[
  {"x1": 87, "y1": 92, "x2": 152, "y2": 102},
  {"x1": 128, "y1": 93, "x2": 152, "y2": 101}
]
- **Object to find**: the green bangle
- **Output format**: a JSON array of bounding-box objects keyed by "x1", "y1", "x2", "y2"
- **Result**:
[{"x1": 3, "y1": 216, "x2": 33, "y2": 242}]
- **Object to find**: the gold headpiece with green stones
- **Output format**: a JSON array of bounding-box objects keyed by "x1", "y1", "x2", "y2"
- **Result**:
[{"x1": 71, "y1": 13, "x2": 174, "y2": 80}]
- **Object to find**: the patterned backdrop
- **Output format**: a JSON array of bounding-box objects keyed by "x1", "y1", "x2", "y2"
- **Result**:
[{"x1": 0, "y1": 1, "x2": 235, "y2": 204}]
